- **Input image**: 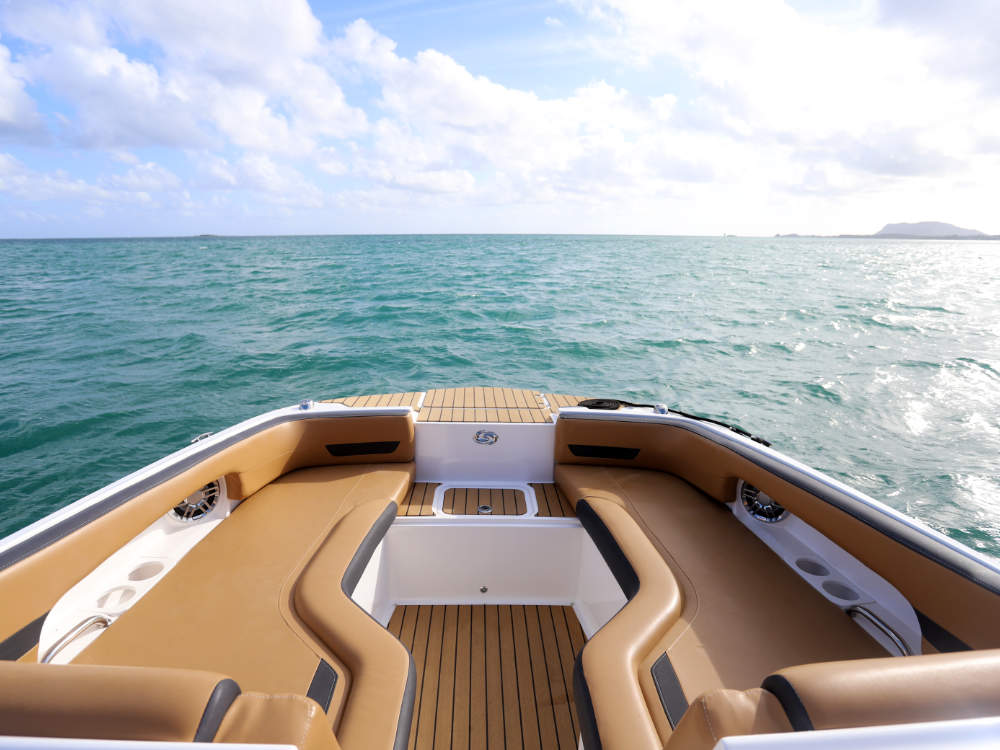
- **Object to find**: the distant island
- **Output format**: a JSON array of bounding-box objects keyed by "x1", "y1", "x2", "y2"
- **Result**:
[
  {"x1": 869, "y1": 221, "x2": 988, "y2": 239},
  {"x1": 778, "y1": 221, "x2": 999, "y2": 240}
]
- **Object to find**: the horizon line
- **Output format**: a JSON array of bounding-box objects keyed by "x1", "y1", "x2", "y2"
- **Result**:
[{"x1": 3, "y1": 231, "x2": 995, "y2": 242}]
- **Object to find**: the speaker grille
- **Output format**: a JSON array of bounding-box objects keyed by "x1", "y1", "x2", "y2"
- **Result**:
[
  {"x1": 173, "y1": 481, "x2": 220, "y2": 522},
  {"x1": 740, "y1": 482, "x2": 787, "y2": 523}
]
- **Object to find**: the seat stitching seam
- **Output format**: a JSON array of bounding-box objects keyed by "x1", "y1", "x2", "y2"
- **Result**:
[{"x1": 701, "y1": 697, "x2": 718, "y2": 742}]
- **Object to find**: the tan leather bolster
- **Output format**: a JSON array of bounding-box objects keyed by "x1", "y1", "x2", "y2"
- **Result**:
[
  {"x1": 577, "y1": 498, "x2": 684, "y2": 750},
  {"x1": 0, "y1": 662, "x2": 233, "y2": 741},
  {"x1": 765, "y1": 649, "x2": 1000, "y2": 730},
  {"x1": 294, "y1": 501, "x2": 413, "y2": 750}
]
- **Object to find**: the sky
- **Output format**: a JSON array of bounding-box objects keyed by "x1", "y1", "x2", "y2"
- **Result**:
[{"x1": 1, "y1": 0, "x2": 998, "y2": 238}]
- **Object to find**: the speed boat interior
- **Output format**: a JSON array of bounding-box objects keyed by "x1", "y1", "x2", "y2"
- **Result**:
[{"x1": 2, "y1": 387, "x2": 999, "y2": 750}]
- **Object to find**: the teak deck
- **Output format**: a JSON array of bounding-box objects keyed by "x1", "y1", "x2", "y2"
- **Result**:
[
  {"x1": 421, "y1": 388, "x2": 550, "y2": 423},
  {"x1": 387, "y1": 604, "x2": 585, "y2": 750},
  {"x1": 324, "y1": 387, "x2": 591, "y2": 423}
]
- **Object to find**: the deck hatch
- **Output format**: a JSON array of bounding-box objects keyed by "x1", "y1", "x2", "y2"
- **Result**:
[{"x1": 442, "y1": 487, "x2": 527, "y2": 516}]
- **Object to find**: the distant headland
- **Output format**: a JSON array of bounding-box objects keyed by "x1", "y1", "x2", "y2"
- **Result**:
[{"x1": 777, "y1": 221, "x2": 999, "y2": 240}]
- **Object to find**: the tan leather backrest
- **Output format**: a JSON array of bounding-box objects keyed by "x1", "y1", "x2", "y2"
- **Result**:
[
  {"x1": 0, "y1": 414, "x2": 413, "y2": 645},
  {"x1": 576, "y1": 498, "x2": 684, "y2": 750},
  {"x1": 666, "y1": 688, "x2": 792, "y2": 750},
  {"x1": 766, "y1": 650, "x2": 1000, "y2": 731},
  {"x1": 555, "y1": 416, "x2": 1000, "y2": 650},
  {"x1": 0, "y1": 661, "x2": 230, "y2": 741}
]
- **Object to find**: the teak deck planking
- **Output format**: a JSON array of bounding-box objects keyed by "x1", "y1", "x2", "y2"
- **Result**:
[
  {"x1": 387, "y1": 604, "x2": 585, "y2": 750},
  {"x1": 322, "y1": 392, "x2": 424, "y2": 408},
  {"x1": 399, "y1": 482, "x2": 439, "y2": 516},
  {"x1": 528, "y1": 484, "x2": 575, "y2": 518},
  {"x1": 325, "y1": 387, "x2": 571, "y2": 423},
  {"x1": 420, "y1": 388, "x2": 550, "y2": 423},
  {"x1": 541, "y1": 393, "x2": 587, "y2": 418}
]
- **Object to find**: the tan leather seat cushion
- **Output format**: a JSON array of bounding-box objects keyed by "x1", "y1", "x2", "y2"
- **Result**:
[
  {"x1": 770, "y1": 649, "x2": 1000, "y2": 730},
  {"x1": 76, "y1": 463, "x2": 414, "y2": 726},
  {"x1": 0, "y1": 662, "x2": 230, "y2": 741},
  {"x1": 555, "y1": 465, "x2": 885, "y2": 701}
]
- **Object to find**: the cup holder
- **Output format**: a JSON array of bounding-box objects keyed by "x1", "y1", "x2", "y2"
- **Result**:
[
  {"x1": 128, "y1": 561, "x2": 165, "y2": 582},
  {"x1": 97, "y1": 585, "x2": 136, "y2": 611},
  {"x1": 822, "y1": 580, "x2": 860, "y2": 601},
  {"x1": 795, "y1": 557, "x2": 830, "y2": 577}
]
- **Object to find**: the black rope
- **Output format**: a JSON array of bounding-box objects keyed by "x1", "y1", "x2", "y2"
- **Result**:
[
  {"x1": 577, "y1": 398, "x2": 655, "y2": 410},
  {"x1": 575, "y1": 398, "x2": 771, "y2": 447}
]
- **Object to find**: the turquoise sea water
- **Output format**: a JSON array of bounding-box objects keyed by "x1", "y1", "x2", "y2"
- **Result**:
[{"x1": 2, "y1": 235, "x2": 999, "y2": 557}]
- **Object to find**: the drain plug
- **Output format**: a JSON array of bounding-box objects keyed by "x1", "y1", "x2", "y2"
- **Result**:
[
  {"x1": 480, "y1": 586, "x2": 488, "y2": 593},
  {"x1": 478, "y1": 504, "x2": 492, "y2": 514}
]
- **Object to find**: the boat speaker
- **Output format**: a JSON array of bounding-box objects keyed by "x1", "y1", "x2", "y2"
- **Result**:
[
  {"x1": 172, "y1": 481, "x2": 221, "y2": 522},
  {"x1": 739, "y1": 481, "x2": 787, "y2": 523}
]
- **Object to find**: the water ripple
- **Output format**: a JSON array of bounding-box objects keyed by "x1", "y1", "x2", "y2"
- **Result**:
[{"x1": 1, "y1": 235, "x2": 999, "y2": 557}]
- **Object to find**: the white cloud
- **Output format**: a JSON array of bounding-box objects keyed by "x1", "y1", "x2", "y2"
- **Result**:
[
  {"x1": 110, "y1": 150, "x2": 140, "y2": 165},
  {"x1": 2, "y1": 1, "x2": 999, "y2": 233},
  {"x1": 1, "y1": 0, "x2": 366, "y2": 153},
  {"x1": 27, "y1": 43, "x2": 208, "y2": 148},
  {"x1": 1, "y1": 153, "x2": 188, "y2": 211},
  {"x1": 565, "y1": 0, "x2": 998, "y2": 185},
  {"x1": 0, "y1": 152, "x2": 114, "y2": 202},
  {"x1": 0, "y1": 41, "x2": 44, "y2": 139},
  {"x1": 336, "y1": 20, "x2": 718, "y2": 203},
  {"x1": 195, "y1": 152, "x2": 324, "y2": 207},
  {"x1": 316, "y1": 147, "x2": 347, "y2": 176},
  {"x1": 103, "y1": 162, "x2": 182, "y2": 192}
]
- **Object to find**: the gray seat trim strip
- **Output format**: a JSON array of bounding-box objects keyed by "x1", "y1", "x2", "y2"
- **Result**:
[
  {"x1": 761, "y1": 674, "x2": 813, "y2": 731},
  {"x1": 916, "y1": 609, "x2": 971, "y2": 652},
  {"x1": 651, "y1": 651, "x2": 688, "y2": 728},
  {"x1": 306, "y1": 659, "x2": 338, "y2": 712},
  {"x1": 193, "y1": 678, "x2": 242, "y2": 742}
]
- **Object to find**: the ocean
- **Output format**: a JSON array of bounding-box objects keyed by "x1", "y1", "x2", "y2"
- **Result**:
[{"x1": 2, "y1": 234, "x2": 998, "y2": 558}]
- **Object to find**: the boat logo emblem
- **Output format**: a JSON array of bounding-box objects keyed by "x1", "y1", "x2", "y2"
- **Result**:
[{"x1": 473, "y1": 430, "x2": 499, "y2": 445}]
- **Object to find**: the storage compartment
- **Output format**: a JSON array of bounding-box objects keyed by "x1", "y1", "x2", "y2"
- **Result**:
[{"x1": 352, "y1": 518, "x2": 626, "y2": 640}]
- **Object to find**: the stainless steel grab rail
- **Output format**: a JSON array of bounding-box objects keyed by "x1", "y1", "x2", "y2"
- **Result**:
[
  {"x1": 848, "y1": 605, "x2": 912, "y2": 656},
  {"x1": 40, "y1": 614, "x2": 111, "y2": 664}
]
